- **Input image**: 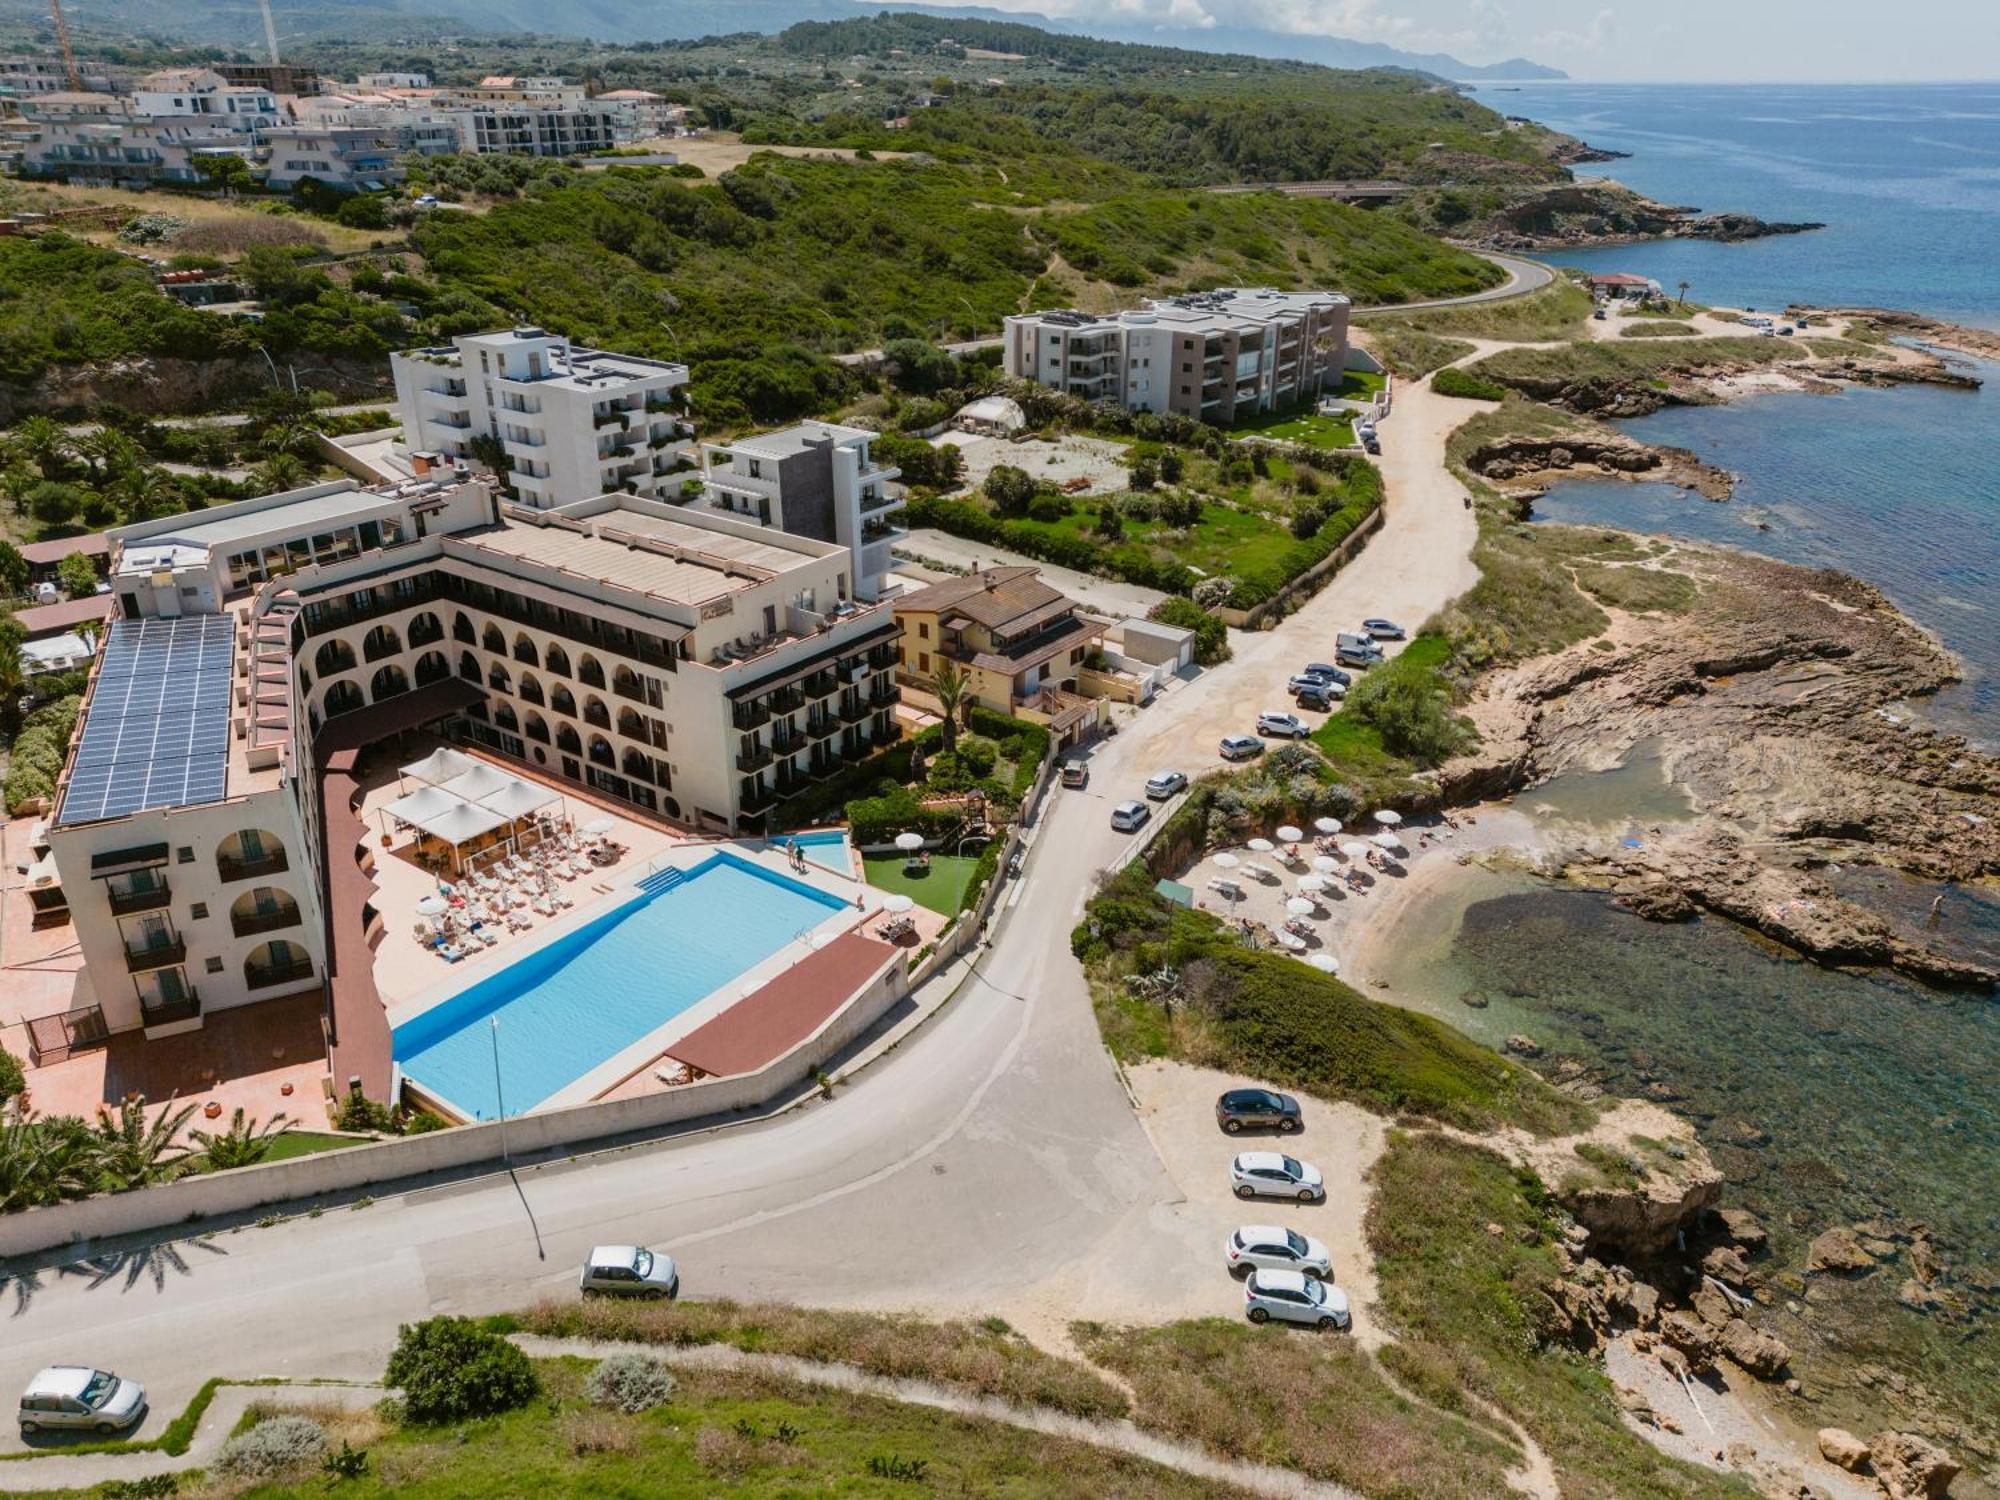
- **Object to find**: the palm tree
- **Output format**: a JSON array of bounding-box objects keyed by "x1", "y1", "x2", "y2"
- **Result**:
[
  {"x1": 250, "y1": 453, "x2": 311, "y2": 495},
  {"x1": 0, "y1": 461, "x2": 40, "y2": 515},
  {"x1": 256, "y1": 418, "x2": 318, "y2": 461},
  {"x1": 1676, "y1": 280, "x2": 1692, "y2": 310},
  {"x1": 932, "y1": 660, "x2": 969, "y2": 754},
  {"x1": 190, "y1": 1109, "x2": 293, "y2": 1172},
  {"x1": 111, "y1": 467, "x2": 186, "y2": 524},
  {"x1": 73, "y1": 429, "x2": 142, "y2": 488},
  {"x1": 0, "y1": 1116, "x2": 99, "y2": 1211},
  {"x1": 9, "y1": 416, "x2": 73, "y2": 483},
  {"x1": 91, "y1": 1096, "x2": 198, "y2": 1192}
]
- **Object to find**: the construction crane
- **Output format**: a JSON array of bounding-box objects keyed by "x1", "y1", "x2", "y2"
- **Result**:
[
  {"x1": 48, "y1": 0, "x2": 81, "y2": 91},
  {"x1": 257, "y1": 0, "x2": 281, "y2": 68}
]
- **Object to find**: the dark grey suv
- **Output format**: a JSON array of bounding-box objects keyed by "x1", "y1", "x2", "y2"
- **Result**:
[{"x1": 1216, "y1": 1087, "x2": 1302, "y2": 1135}]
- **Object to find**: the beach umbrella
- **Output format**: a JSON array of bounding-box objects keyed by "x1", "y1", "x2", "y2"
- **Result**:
[
  {"x1": 1312, "y1": 855, "x2": 1338, "y2": 873},
  {"x1": 415, "y1": 894, "x2": 448, "y2": 918},
  {"x1": 1286, "y1": 897, "x2": 1314, "y2": 917},
  {"x1": 895, "y1": 831, "x2": 925, "y2": 853},
  {"x1": 1298, "y1": 874, "x2": 1327, "y2": 893},
  {"x1": 1246, "y1": 837, "x2": 1275, "y2": 854},
  {"x1": 1373, "y1": 809, "x2": 1403, "y2": 827},
  {"x1": 1314, "y1": 816, "x2": 1342, "y2": 835},
  {"x1": 884, "y1": 894, "x2": 915, "y2": 914},
  {"x1": 1307, "y1": 954, "x2": 1340, "y2": 974},
  {"x1": 1213, "y1": 851, "x2": 1241, "y2": 869},
  {"x1": 1372, "y1": 831, "x2": 1402, "y2": 849},
  {"x1": 1340, "y1": 841, "x2": 1371, "y2": 859},
  {"x1": 581, "y1": 816, "x2": 614, "y2": 837},
  {"x1": 1275, "y1": 824, "x2": 1304, "y2": 843},
  {"x1": 1279, "y1": 931, "x2": 1306, "y2": 951}
]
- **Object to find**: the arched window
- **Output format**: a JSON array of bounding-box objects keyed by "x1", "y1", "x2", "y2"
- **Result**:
[
  {"x1": 524, "y1": 712, "x2": 550, "y2": 744},
  {"x1": 583, "y1": 694, "x2": 610, "y2": 729},
  {"x1": 216, "y1": 829, "x2": 287, "y2": 881},
  {"x1": 550, "y1": 684, "x2": 576, "y2": 718},
  {"x1": 229, "y1": 885, "x2": 300, "y2": 939},
  {"x1": 362, "y1": 623, "x2": 402, "y2": 663},
  {"x1": 482, "y1": 623, "x2": 505, "y2": 654},
  {"x1": 517, "y1": 672, "x2": 544, "y2": 707},
  {"x1": 613, "y1": 664, "x2": 642, "y2": 700},
  {"x1": 621, "y1": 748, "x2": 653, "y2": 783},
  {"x1": 458, "y1": 651, "x2": 480, "y2": 681},
  {"x1": 314, "y1": 638, "x2": 357, "y2": 677},
  {"x1": 578, "y1": 654, "x2": 606, "y2": 689},
  {"x1": 617, "y1": 707, "x2": 646, "y2": 741},
  {"x1": 413, "y1": 650, "x2": 450, "y2": 687},
  {"x1": 543, "y1": 643, "x2": 571, "y2": 678},
  {"x1": 407, "y1": 611, "x2": 444, "y2": 647},
  {"x1": 494, "y1": 703, "x2": 519, "y2": 733},
  {"x1": 512, "y1": 633, "x2": 539, "y2": 667},
  {"x1": 370, "y1": 663, "x2": 410, "y2": 701},
  {"x1": 487, "y1": 663, "x2": 511, "y2": 695},
  {"x1": 452, "y1": 612, "x2": 476, "y2": 644},
  {"x1": 244, "y1": 938, "x2": 312, "y2": 992},
  {"x1": 323, "y1": 679, "x2": 365, "y2": 717},
  {"x1": 587, "y1": 734, "x2": 615, "y2": 768},
  {"x1": 556, "y1": 724, "x2": 582, "y2": 755}
]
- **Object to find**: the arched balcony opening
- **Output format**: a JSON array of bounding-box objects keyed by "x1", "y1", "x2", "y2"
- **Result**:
[
  {"x1": 370, "y1": 663, "x2": 410, "y2": 701},
  {"x1": 362, "y1": 624, "x2": 402, "y2": 663},
  {"x1": 413, "y1": 650, "x2": 450, "y2": 687},
  {"x1": 314, "y1": 638, "x2": 356, "y2": 677}
]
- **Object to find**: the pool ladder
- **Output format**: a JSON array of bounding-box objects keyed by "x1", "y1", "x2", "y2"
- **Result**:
[{"x1": 637, "y1": 866, "x2": 690, "y2": 897}]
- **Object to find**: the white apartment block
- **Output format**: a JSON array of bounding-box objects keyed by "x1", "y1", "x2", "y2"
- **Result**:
[
  {"x1": 17, "y1": 68, "x2": 279, "y2": 187},
  {"x1": 261, "y1": 125, "x2": 404, "y2": 192},
  {"x1": 44, "y1": 467, "x2": 901, "y2": 1054},
  {"x1": 697, "y1": 423, "x2": 905, "y2": 602},
  {"x1": 391, "y1": 328, "x2": 694, "y2": 509},
  {"x1": 357, "y1": 72, "x2": 431, "y2": 90},
  {"x1": 129, "y1": 68, "x2": 279, "y2": 129},
  {"x1": 1003, "y1": 287, "x2": 1351, "y2": 424},
  {"x1": 1, "y1": 57, "x2": 114, "y2": 101},
  {"x1": 595, "y1": 89, "x2": 689, "y2": 140}
]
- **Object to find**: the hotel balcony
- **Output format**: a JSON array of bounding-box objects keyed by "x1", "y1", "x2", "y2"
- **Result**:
[
  {"x1": 217, "y1": 848, "x2": 288, "y2": 883},
  {"x1": 125, "y1": 936, "x2": 187, "y2": 974},
  {"x1": 245, "y1": 955, "x2": 314, "y2": 991},
  {"x1": 140, "y1": 992, "x2": 202, "y2": 1028},
  {"x1": 107, "y1": 880, "x2": 172, "y2": 916}
]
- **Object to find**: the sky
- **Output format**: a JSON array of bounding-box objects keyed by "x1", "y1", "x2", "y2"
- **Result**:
[{"x1": 880, "y1": 1, "x2": 2000, "y2": 81}]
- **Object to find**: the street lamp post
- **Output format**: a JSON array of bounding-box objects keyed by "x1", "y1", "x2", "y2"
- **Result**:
[{"x1": 489, "y1": 1016, "x2": 510, "y2": 1164}]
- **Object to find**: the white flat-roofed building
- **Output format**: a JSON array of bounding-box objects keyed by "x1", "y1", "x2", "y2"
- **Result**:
[
  {"x1": 262, "y1": 125, "x2": 404, "y2": 192},
  {"x1": 390, "y1": 328, "x2": 693, "y2": 508},
  {"x1": 697, "y1": 421, "x2": 904, "y2": 602},
  {"x1": 1004, "y1": 286, "x2": 1350, "y2": 424},
  {"x1": 595, "y1": 88, "x2": 689, "y2": 140}
]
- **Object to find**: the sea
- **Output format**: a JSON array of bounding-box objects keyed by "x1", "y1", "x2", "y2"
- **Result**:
[{"x1": 1382, "y1": 83, "x2": 2000, "y2": 1442}]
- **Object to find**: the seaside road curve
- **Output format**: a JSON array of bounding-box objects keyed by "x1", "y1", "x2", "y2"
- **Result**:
[{"x1": 1350, "y1": 251, "x2": 1554, "y2": 317}]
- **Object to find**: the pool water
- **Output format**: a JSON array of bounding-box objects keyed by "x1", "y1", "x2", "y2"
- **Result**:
[
  {"x1": 785, "y1": 829, "x2": 854, "y2": 877},
  {"x1": 393, "y1": 853, "x2": 848, "y2": 1117}
]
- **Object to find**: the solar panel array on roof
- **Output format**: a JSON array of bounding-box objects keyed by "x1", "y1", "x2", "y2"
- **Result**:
[{"x1": 55, "y1": 615, "x2": 235, "y2": 828}]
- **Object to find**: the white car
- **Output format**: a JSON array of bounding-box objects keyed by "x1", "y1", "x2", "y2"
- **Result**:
[
  {"x1": 1110, "y1": 800, "x2": 1152, "y2": 833},
  {"x1": 1225, "y1": 1224, "x2": 1333, "y2": 1280},
  {"x1": 18, "y1": 1367, "x2": 147, "y2": 1434},
  {"x1": 1245, "y1": 1268, "x2": 1351, "y2": 1330},
  {"x1": 579, "y1": 1244, "x2": 679, "y2": 1299},
  {"x1": 1255, "y1": 711, "x2": 1311, "y2": 739},
  {"x1": 1145, "y1": 770, "x2": 1188, "y2": 800},
  {"x1": 1230, "y1": 1150, "x2": 1325, "y2": 1202}
]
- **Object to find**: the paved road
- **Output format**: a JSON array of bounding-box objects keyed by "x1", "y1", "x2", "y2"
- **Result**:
[{"x1": 1351, "y1": 251, "x2": 1555, "y2": 316}]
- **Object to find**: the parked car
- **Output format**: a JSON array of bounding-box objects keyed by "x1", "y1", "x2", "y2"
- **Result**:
[
  {"x1": 1360, "y1": 619, "x2": 1406, "y2": 640},
  {"x1": 1230, "y1": 1151, "x2": 1325, "y2": 1202},
  {"x1": 17, "y1": 1368, "x2": 146, "y2": 1435},
  {"x1": 1145, "y1": 770, "x2": 1188, "y2": 800},
  {"x1": 1226, "y1": 1225, "x2": 1333, "y2": 1279},
  {"x1": 1060, "y1": 763, "x2": 1089, "y2": 789},
  {"x1": 1255, "y1": 711, "x2": 1311, "y2": 739},
  {"x1": 413, "y1": 193, "x2": 439, "y2": 207},
  {"x1": 1216, "y1": 1086, "x2": 1302, "y2": 1134},
  {"x1": 1592, "y1": 305, "x2": 1608, "y2": 321},
  {"x1": 579, "y1": 1245, "x2": 679, "y2": 1299},
  {"x1": 1300, "y1": 664, "x2": 1352, "y2": 688},
  {"x1": 1244, "y1": 1268, "x2": 1351, "y2": 1330},
  {"x1": 1362, "y1": 435, "x2": 1381, "y2": 455},
  {"x1": 1295, "y1": 682, "x2": 1339, "y2": 713},
  {"x1": 1110, "y1": 800, "x2": 1152, "y2": 833},
  {"x1": 1286, "y1": 673, "x2": 1346, "y2": 699},
  {"x1": 1219, "y1": 735, "x2": 1264, "y2": 761}
]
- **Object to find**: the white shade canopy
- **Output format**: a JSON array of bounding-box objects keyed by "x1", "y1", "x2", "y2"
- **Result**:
[
  {"x1": 415, "y1": 894, "x2": 448, "y2": 917},
  {"x1": 1314, "y1": 816, "x2": 1342, "y2": 834},
  {"x1": 478, "y1": 777, "x2": 561, "y2": 822},
  {"x1": 581, "y1": 816, "x2": 615, "y2": 837},
  {"x1": 436, "y1": 761, "x2": 519, "y2": 805},
  {"x1": 1307, "y1": 953, "x2": 1340, "y2": 973},
  {"x1": 1246, "y1": 837, "x2": 1275, "y2": 853},
  {"x1": 1372, "y1": 831, "x2": 1403, "y2": 849},
  {"x1": 383, "y1": 783, "x2": 459, "y2": 829},
  {"x1": 1373, "y1": 809, "x2": 1403, "y2": 826},
  {"x1": 1275, "y1": 825, "x2": 1304, "y2": 843},
  {"x1": 883, "y1": 894, "x2": 915, "y2": 914},
  {"x1": 895, "y1": 832, "x2": 925, "y2": 852},
  {"x1": 1213, "y1": 851, "x2": 1241, "y2": 869},
  {"x1": 1340, "y1": 841, "x2": 1372, "y2": 859},
  {"x1": 1298, "y1": 874, "x2": 1327, "y2": 893},
  {"x1": 401, "y1": 746, "x2": 478, "y2": 786},
  {"x1": 1286, "y1": 897, "x2": 1314, "y2": 916},
  {"x1": 423, "y1": 799, "x2": 510, "y2": 847},
  {"x1": 1312, "y1": 855, "x2": 1339, "y2": 873}
]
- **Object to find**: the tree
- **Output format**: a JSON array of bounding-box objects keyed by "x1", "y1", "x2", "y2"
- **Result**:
[
  {"x1": 0, "y1": 614, "x2": 28, "y2": 737},
  {"x1": 112, "y1": 467, "x2": 187, "y2": 524},
  {"x1": 9, "y1": 416, "x2": 73, "y2": 483},
  {"x1": 882, "y1": 337, "x2": 956, "y2": 396},
  {"x1": 1157, "y1": 449, "x2": 1185, "y2": 484},
  {"x1": 73, "y1": 429, "x2": 142, "y2": 488},
  {"x1": 1348, "y1": 668, "x2": 1468, "y2": 766},
  {"x1": 932, "y1": 660, "x2": 969, "y2": 754},
  {"x1": 0, "y1": 1046, "x2": 23, "y2": 1101},
  {"x1": 191, "y1": 1109, "x2": 293, "y2": 1171},
  {"x1": 25, "y1": 481, "x2": 86, "y2": 530},
  {"x1": 1676, "y1": 280, "x2": 1691, "y2": 309},
  {"x1": 983, "y1": 463, "x2": 1034, "y2": 517},
  {"x1": 0, "y1": 1117, "x2": 98, "y2": 1211},
  {"x1": 384, "y1": 1316, "x2": 539, "y2": 1423},
  {"x1": 192, "y1": 152, "x2": 255, "y2": 197},
  {"x1": 251, "y1": 454, "x2": 311, "y2": 494},
  {"x1": 0, "y1": 540, "x2": 27, "y2": 597},
  {"x1": 335, "y1": 193, "x2": 390, "y2": 231},
  {"x1": 90, "y1": 1096, "x2": 198, "y2": 1192},
  {"x1": 1129, "y1": 455, "x2": 1158, "y2": 491},
  {"x1": 56, "y1": 551, "x2": 99, "y2": 600}
]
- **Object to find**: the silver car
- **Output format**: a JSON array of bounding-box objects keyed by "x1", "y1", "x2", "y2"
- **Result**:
[
  {"x1": 1225, "y1": 1224, "x2": 1333, "y2": 1279},
  {"x1": 1145, "y1": 770, "x2": 1188, "y2": 800},
  {"x1": 1230, "y1": 1150, "x2": 1325, "y2": 1202},
  {"x1": 1245, "y1": 1268, "x2": 1351, "y2": 1330},
  {"x1": 579, "y1": 1244, "x2": 679, "y2": 1299},
  {"x1": 18, "y1": 1367, "x2": 147, "y2": 1435},
  {"x1": 1110, "y1": 800, "x2": 1152, "y2": 832}
]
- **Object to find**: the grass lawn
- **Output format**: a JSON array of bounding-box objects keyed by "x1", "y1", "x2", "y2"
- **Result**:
[
  {"x1": 863, "y1": 853, "x2": 981, "y2": 915},
  {"x1": 1224, "y1": 406, "x2": 1356, "y2": 449},
  {"x1": 1310, "y1": 633, "x2": 1455, "y2": 790},
  {"x1": 1006, "y1": 499, "x2": 1300, "y2": 582},
  {"x1": 1337, "y1": 368, "x2": 1388, "y2": 400},
  {"x1": 261, "y1": 1130, "x2": 370, "y2": 1163}
]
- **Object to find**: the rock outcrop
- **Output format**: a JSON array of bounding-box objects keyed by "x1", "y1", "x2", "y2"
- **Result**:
[
  {"x1": 1462, "y1": 431, "x2": 1734, "y2": 500},
  {"x1": 1461, "y1": 181, "x2": 1823, "y2": 251},
  {"x1": 1866, "y1": 1431, "x2": 1959, "y2": 1500},
  {"x1": 1808, "y1": 1228, "x2": 1878, "y2": 1276},
  {"x1": 0, "y1": 353, "x2": 387, "y2": 423},
  {"x1": 1718, "y1": 1317, "x2": 1791, "y2": 1379},
  {"x1": 1817, "y1": 1428, "x2": 1871, "y2": 1473}
]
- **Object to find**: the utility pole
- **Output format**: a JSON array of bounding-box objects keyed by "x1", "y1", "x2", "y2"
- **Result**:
[
  {"x1": 257, "y1": 0, "x2": 282, "y2": 68},
  {"x1": 48, "y1": 0, "x2": 81, "y2": 91}
]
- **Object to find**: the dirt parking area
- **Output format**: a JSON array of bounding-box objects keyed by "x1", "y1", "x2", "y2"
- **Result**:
[
  {"x1": 646, "y1": 131, "x2": 916, "y2": 177},
  {"x1": 937, "y1": 431, "x2": 1132, "y2": 497},
  {"x1": 1125, "y1": 1058, "x2": 1387, "y2": 1347}
]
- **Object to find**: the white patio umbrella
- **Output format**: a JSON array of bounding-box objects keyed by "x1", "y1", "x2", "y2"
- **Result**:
[
  {"x1": 883, "y1": 894, "x2": 915, "y2": 914},
  {"x1": 1213, "y1": 851, "x2": 1241, "y2": 869},
  {"x1": 1307, "y1": 953, "x2": 1340, "y2": 974},
  {"x1": 1373, "y1": 809, "x2": 1403, "y2": 827},
  {"x1": 1246, "y1": 837, "x2": 1275, "y2": 854},
  {"x1": 1372, "y1": 830, "x2": 1403, "y2": 849},
  {"x1": 415, "y1": 894, "x2": 448, "y2": 918},
  {"x1": 581, "y1": 816, "x2": 614, "y2": 837},
  {"x1": 1286, "y1": 897, "x2": 1314, "y2": 917},
  {"x1": 1314, "y1": 816, "x2": 1342, "y2": 835},
  {"x1": 1278, "y1": 931, "x2": 1307, "y2": 951},
  {"x1": 895, "y1": 831, "x2": 926, "y2": 853},
  {"x1": 1312, "y1": 854, "x2": 1339, "y2": 873},
  {"x1": 1340, "y1": 840, "x2": 1372, "y2": 859},
  {"x1": 1298, "y1": 874, "x2": 1327, "y2": 893},
  {"x1": 1275, "y1": 824, "x2": 1304, "y2": 843}
]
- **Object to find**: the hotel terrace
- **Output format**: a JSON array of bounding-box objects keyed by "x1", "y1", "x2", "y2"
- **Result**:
[{"x1": 20, "y1": 462, "x2": 909, "y2": 1111}]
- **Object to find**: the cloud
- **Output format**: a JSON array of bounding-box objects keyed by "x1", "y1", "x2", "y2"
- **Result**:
[{"x1": 1533, "y1": 6, "x2": 1617, "y2": 54}]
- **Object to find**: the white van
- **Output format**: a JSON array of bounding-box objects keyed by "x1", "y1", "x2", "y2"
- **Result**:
[{"x1": 1334, "y1": 632, "x2": 1383, "y2": 667}]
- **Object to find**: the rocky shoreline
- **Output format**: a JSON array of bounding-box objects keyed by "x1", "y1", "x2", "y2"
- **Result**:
[
  {"x1": 1460, "y1": 428, "x2": 1736, "y2": 501},
  {"x1": 1458, "y1": 180, "x2": 1825, "y2": 252}
]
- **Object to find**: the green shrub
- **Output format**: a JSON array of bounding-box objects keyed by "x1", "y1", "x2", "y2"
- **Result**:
[
  {"x1": 585, "y1": 1352, "x2": 678, "y2": 1413},
  {"x1": 1147, "y1": 596, "x2": 1230, "y2": 665},
  {"x1": 215, "y1": 1415, "x2": 326, "y2": 1478},
  {"x1": 383, "y1": 1316, "x2": 539, "y2": 1424},
  {"x1": 1430, "y1": 366, "x2": 1511, "y2": 401},
  {"x1": 0, "y1": 1047, "x2": 23, "y2": 1100}
]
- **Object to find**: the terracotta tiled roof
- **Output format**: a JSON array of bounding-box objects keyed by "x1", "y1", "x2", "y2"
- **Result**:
[{"x1": 894, "y1": 565, "x2": 1067, "y2": 631}]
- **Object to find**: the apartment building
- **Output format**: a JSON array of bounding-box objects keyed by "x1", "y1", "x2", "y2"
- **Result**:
[
  {"x1": 0, "y1": 57, "x2": 114, "y2": 102},
  {"x1": 17, "y1": 68, "x2": 277, "y2": 186},
  {"x1": 261, "y1": 125, "x2": 403, "y2": 193},
  {"x1": 1003, "y1": 287, "x2": 1351, "y2": 424},
  {"x1": 356, "y1": 72, "x2": 431, "y2": 90},
  {"x1": 129, "y1": 68, "x2": 280, "y2": 128},
  {"x1": 696, "y1": 422, "x2": 904, "y2": 602},
  {"x1": 595, "y1": 88, "x2": 689, "y2": 140},
  {"x1": 893, "y1": 566, "x2": 1109, "y2": 742},
  {"x1": 390, "y1": 328, "x2": 693, "y2": 508},
  {"x1": 44, "y1": 467, "x2": 902, "y2": 1045}
]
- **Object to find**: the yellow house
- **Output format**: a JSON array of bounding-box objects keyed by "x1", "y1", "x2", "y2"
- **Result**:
[{"x1": 893, "y1": 566, "x2": 1110, "y2": 743}]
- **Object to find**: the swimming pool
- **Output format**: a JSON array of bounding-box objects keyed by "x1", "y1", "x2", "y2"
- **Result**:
[
  {"x1": 785, "y1": 829, "x2": 854, "y2": 877},
  {"x1": 393, "y1": 852, "x2": 849, "y2": 1118}
]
